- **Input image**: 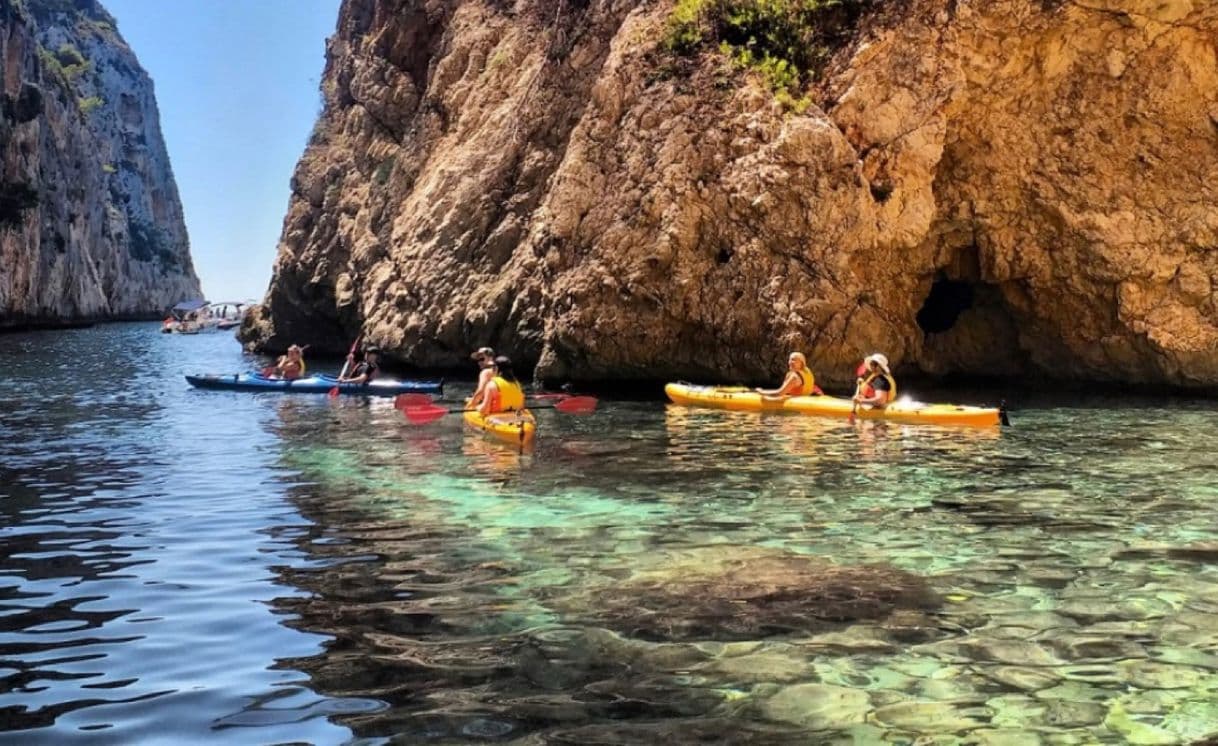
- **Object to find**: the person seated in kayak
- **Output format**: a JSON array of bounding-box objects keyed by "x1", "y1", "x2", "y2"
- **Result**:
[
  {"x1": 274, "y1": 345, "x2": 307, "y2": 380},
  {"x1": 755, "y1": 352, "x2": 819, "y2": 398},
  {"x1": 468, "y1": 347, "x2": 496, "y2": 409},
  {"x1": 853, "y1": 353, "x2": 897, "y2": 409},
  {"x1": 338, "y1": 346, "x2": 380, "y2": 384},
  {"x1": 479, "y1": 356, "x2": 526, "y2": 416}
]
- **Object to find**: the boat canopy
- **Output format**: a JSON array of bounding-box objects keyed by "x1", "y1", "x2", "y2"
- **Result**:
[{"x1": 171, "y1": 299, "x2": 209, "y2": 312}]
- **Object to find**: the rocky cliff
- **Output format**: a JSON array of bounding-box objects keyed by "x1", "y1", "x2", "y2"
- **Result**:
[
  {"x1": 242, "y1": 0, "x2": 1217, "y2": 388},
  {"x1": 0, "y1": 0, "x2": 199, "y2": 329}
]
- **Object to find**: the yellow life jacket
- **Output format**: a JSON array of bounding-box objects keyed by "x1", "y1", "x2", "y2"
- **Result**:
[
  {"x1": 795, "y1": 368, "x2": 815, "y2": 396},
  {"x1": 862, "y1": 372, "x2": 897, "y2": 404},
  {"x1": 490, "y1": 376, "x2": 525, "y2": 412}
]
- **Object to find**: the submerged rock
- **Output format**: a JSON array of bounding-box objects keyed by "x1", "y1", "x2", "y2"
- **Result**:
[
  {"x1": 540, "y1": 547, "x2": 940, "y2": 642},
  {"x1": 759, "y1": 683, "x2": 871, "y2": 730}
]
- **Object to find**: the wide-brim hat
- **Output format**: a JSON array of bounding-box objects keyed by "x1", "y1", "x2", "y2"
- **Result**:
[
  {"x1": 865, "y1": 353, "x2": 890, "y2": 375},
  {"x1": 470, "y1": 347, "x2": 495, "y2": 360}
]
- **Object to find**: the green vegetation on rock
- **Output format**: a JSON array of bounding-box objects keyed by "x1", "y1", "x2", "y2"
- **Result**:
[
  {"x1": 373, "y1": 157, "x2": 394, "y2": 186},
  {"x1": 77, "y1": 95, "x2": 103, "y2": 114},
  {"x1": 663, "y1": 0, "x2": 878, "y2": 105}
]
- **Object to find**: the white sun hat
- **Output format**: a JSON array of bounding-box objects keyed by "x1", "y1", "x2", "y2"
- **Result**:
[{"x1": 865, "y1": 353, "x2": 890, "y2": 375}]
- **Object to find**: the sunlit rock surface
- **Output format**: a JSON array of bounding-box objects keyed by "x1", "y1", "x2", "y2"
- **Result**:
[
  {"x1": 243, "y1": 0, "x2": 1217, "y2": 387},
  {"x1": 0, "y1": 0, "x2": 199, "y2": 329}
]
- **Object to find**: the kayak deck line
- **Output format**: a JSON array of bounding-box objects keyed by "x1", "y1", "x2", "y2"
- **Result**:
[{"x1": 185, "y1": 372, "x2": 444, "y2": 397}]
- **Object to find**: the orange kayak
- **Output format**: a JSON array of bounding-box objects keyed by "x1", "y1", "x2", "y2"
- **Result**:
[
  {"x1": 463, "y1": 405, "x2": 537, "y2": 448},
  {"x1": 665, "y1": 383, "x2": 1004, "y2": 427}
]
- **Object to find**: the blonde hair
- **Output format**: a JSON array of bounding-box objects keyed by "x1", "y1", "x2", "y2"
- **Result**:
[{"x1": 788, "y1": 352, "x2": 807, "y2": 366}]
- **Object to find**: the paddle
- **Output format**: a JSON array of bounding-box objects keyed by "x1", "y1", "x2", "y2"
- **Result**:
[
  {"x1": 393, "y1": 393, "x2": 434, "y2": 410},
  {"x1": 329, "y1": 335, "x2": 363, "y2": 398},
  {"x1": 848, "y1": 360, "x2": 867, "y2": 424},
  {"x1": 530, "y1": 383, "x2": 576, "y2": 400},
  {"x1": 402, "y1": 396, "x2": 598, "y2": 424}
]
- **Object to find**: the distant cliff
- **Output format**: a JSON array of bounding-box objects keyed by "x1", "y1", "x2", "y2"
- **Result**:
[
  {"x1": 244, "y1": 0, "x2": 1217, "y2": 388},
  {"x1": 0, "y1": 0, "x2": 199, "y2": 330}
]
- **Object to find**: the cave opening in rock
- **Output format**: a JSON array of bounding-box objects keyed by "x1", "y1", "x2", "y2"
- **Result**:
[{"x1": 916, "y1": 275, "x2": 975, "y2": 334}]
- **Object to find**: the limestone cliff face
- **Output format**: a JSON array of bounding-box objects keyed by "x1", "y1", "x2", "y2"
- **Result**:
[
  {"x1": 0, "y1": 0, "x2": 199, "y2": 329},
  {"x1": 244, "y1": 0, "x2": 1218, "y2": 388}
]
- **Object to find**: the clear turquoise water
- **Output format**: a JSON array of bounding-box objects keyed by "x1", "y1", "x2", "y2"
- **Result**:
[{"x1": 2, "y1": 323, "x2": 1217, "y2": 744}]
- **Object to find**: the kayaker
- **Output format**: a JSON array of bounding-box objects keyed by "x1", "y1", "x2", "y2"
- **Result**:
[
  {"x1": 339, "y1": 346, "x2": 380, "y2": 384},
  {"x1": 469, "y1": 347, "x2": 496, "y2": 408},
  {"x1": 479, "y1": 356, "x2": 525, "y2": 416},
  {"x1": 755, "y1": 352, "x2": 819, "y2": 398},
  {"x1": 853, "y1": 353, "x2": 896, "y2": 409},
  {"x1": 274, "y1": 345, "x2": 307, "y2": 380}
]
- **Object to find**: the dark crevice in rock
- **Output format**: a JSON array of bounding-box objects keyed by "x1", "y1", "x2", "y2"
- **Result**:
[{"x1": 916, "y1": 274, "x2": 973, "y2": 334}]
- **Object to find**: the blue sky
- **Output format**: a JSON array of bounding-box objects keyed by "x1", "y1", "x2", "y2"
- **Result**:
[{"x1": 105, "y1": 0, "x2": 343, "y2": 302}]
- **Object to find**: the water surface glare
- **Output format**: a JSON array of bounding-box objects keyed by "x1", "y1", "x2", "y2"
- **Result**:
[{"x1": 2, "y1": 323, "x2": 1217, "y2": 744}]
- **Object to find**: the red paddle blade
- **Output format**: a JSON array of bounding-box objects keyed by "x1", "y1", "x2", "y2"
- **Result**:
[
  {"x1": 402, "y1": 405, "x2": 450, "y2": 424},
  {"x1": 555, "y1": 396, "x2": 597, "y2": 413},
  {"x1": 328, "y1": 386, "x2": 340, "y2": 398},
  {"x1": 394, "y1": 393, "x2": 433, "y2": 410}
]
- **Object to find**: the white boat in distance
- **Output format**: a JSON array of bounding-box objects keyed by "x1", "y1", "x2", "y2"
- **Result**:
[{"x1": 161, "y1": 300, "x2": 254, "y2": 334}]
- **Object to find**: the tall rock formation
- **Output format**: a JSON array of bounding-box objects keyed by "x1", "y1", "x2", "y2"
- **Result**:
[
  {"x1": 243, "y1": 0, "x2": 1218, "y2": 388},
  {"x1": 0, "y1": 0, "x2": 199, "y2": 329}
]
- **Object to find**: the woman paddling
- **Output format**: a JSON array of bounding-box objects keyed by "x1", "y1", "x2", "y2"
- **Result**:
[
  {"x1": 853, "y1": 353, "x2": 896, "y2": 410},
  {"x1": 338, "y1": 346, "x2": 380, "y2": 384},
  {"x1": 755, "y1": 352, "x2": 819, "y2": 398},
  {"x1": 468, "y1": 347, "x2": 496, "y2": 409},
  {"x1": 479, "y1": 356, "x2": 526, "y2": 416},
  {"x1": 274, "y1": 345, "x2": 307, "y2": 380}
]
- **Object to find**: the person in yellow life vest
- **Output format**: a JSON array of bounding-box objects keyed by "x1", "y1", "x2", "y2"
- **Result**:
[
  {"x1": 755, "y1": 352, "x2": 818, "y2": 398},
  {"x1": 275, "y1": 344, "x2": 307, "y2": 380},
  {"x1": 853, "y1": 353, "x2": 897, "y2": 409},
  {"x1": 479, "y1": 356, "x2": 526, "y2": 416}
]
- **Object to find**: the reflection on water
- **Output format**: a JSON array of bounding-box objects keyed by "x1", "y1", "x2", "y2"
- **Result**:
[{"x1": 2, "y1": 324, "x2": 1218, "y2": 743}]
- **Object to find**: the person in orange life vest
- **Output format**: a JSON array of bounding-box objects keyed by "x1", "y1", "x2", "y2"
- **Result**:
[
  {"x1": 468, "y1": 347, "x2": 496, "y2": 409},
  {"x1": 755, "y1": 352, "x2": 819, "y2": 398},
  {"x1": 853, "y1": 353, "x2": 897, "y2": 409},
  {"x1": 274, "y1": 344, "x2": 307, "y2": 380},
  {"x1": 479, "y1": 356, "x2": 526, "y2": 416},
  {"x1": 338, "y1": 346, "x2": 380, "y2": 384}
]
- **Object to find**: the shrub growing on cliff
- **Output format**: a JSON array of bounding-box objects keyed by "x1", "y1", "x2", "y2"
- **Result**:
[
  {"x1": 664, "y1": 0, "x2": 877, "y2": 100},
  {"x1": 77, "y1": 96, "x2": 103, "y2": 115},
  {"x1": 373, "y1": 157, "x2": 394, "y2": 186},
  {"x1": 36, "y1": 43, "x2": 92, "y2": 95}
]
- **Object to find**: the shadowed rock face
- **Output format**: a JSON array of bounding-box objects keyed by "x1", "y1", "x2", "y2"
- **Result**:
[
  {"x1": 0, "y1": 0, "x2": 200, "y2": 329},
  {"x1": 243, "y1": 0, "x2": 1218, "y2": 388}
]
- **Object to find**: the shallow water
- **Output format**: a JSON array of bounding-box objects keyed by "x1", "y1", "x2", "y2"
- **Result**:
[{"x1": 2, "y1": 323, "x2": 1217, "y2": 744}]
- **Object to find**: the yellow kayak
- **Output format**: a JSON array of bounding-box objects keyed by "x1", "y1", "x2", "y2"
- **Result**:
[
  {"x1": 665, "y1": 383, "x2": 1004, "y2": 427},
  {"x1": 463, "y1": 404, "x2": 537, "y2": 448}
]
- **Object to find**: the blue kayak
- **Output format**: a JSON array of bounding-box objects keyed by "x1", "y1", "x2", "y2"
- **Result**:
[{"x1": 185, "y1": 372, "x2": 443, "y2": 396}]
